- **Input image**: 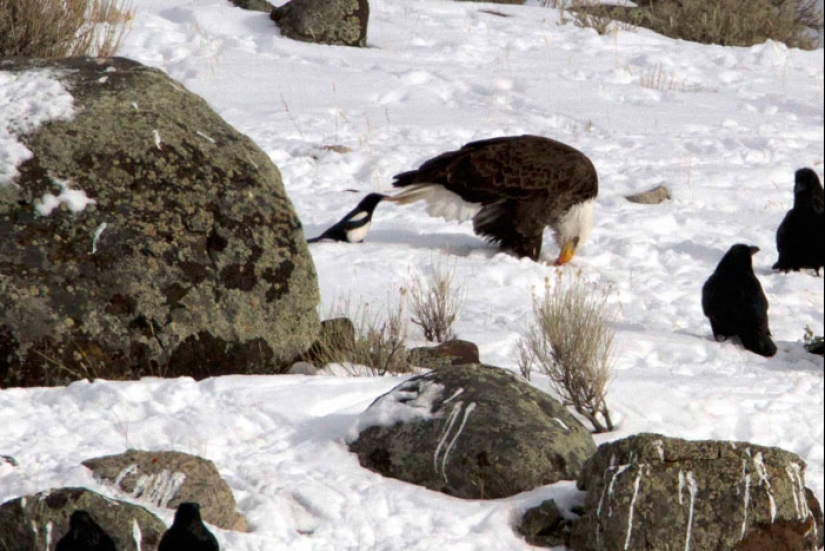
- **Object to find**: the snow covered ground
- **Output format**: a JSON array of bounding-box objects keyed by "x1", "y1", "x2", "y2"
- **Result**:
[{"x1": 1, "y1": 0, "x2": 823, "y2": 549}]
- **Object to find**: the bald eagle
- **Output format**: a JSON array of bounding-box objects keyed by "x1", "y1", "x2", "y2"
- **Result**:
[{"x1": 387, "y1": 135, "x2": 598, "y2": 264}]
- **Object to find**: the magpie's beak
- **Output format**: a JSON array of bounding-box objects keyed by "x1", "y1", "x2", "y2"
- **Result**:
[{"x1": 554, "y1": 242, "x2": 577, "y2": 266}]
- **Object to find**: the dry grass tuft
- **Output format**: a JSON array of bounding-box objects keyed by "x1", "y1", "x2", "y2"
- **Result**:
[
  {"x1": 544, "y1": 0, "x2": 822, "y2": 49},
  {"x1": 518, "y1": 271, "x2": 617, "y2": 433},
  {"x1": 545, "y1": 0, "x2": 634, "y2": 35},
  {"x1": 407, "y1": 258, "x2": 465, "y2": 344},
  {"x1": 0, "y1": 0, "x2": 134, "y2": 59},
  {"x1": 310, "y1": 294, "x2": 414, "y2": 377},
  {"x1": 636, "y1": 64, "x2": 712, "y2": 93}
]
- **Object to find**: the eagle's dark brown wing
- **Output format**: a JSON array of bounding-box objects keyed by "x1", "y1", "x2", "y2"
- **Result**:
[{"x1": 392, "y1": 135, "x2": 598, "y2": 211}]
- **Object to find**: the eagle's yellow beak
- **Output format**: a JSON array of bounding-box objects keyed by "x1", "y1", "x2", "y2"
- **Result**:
[{"x1": 554, "y1": 242, "x2": 577, "y2": 266}]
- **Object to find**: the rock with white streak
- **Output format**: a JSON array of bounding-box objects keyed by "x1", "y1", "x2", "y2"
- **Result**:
[
  {"x1": 569, "y1": 433, "x2": 823, "y2": 551},
  {"x1": 348, "y1": 364, "x2": 596, "y2": 500},
  {"x1": 83, "y1": 449, "x2": 247, "y2": 532},
  {"x1": 0, "y1": 487, "x2": 165, "y2": 551}
]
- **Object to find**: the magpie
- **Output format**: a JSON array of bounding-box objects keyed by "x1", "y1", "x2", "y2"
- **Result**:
[
  {"x1": 773, "y1": 168, "x2": 825, "y2": 275},
  {"x1": 159, "y1": 502, "x2": 219, "y2": 551},
  {"x1": 307, "y1": 193, "x2": 386, "y2": 244},
  {"x1": 702, "y1": 244, "x2": 777, "y2": 357},
  {"x1": 56, "y1": 510, "x2": 116, "y2": 551}
]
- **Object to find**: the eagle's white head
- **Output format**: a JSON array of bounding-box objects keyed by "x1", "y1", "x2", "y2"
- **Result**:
[{"x1": 553, "y1": 198, "x2": 596, "y2": 265}]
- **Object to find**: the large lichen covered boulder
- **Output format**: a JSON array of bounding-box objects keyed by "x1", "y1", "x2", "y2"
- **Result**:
[
  {"x1": 83, "y1": 449, "x2": 246, "y2": 532},
  {"x1": 0, "y1": 57, "x2": 320, "y2": 388},
  {"x1": 348, "y1": 364, "x2": 597, "y2": 500},
  {"x1": 569, "y1": 433, "x2": 823, "y2": 551},
  {"x1": 0, "y1": 487, "x2": 166, "y2": 551},
  {"x1": 271, "y1": 0, "x2": 369, "y2": 47}
]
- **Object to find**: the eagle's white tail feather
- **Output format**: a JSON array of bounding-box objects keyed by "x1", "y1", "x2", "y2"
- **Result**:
[
  {"x1": 389, "y1": 184, "x2": 481, "y2": 223},
  {"x1": 387, "y1": 184, "x2": 434, "y2": 205}
]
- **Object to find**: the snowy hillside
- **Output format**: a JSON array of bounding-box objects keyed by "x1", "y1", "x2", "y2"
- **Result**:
[{"x1": 1, "y1": 0, "x2": 823, "y2": 549}]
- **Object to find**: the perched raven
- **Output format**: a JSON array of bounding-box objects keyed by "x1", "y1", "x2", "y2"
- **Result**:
[
  {"x1": 307, "y1": 193, "x2": 386, "y2": 244},
  {"x1": 56, "y1": 510, "x2": 116, "y2": 551},
  {"x1": 702, "y1": 244, "x2": 777, "y2": 357},
  {"x1": 773, "y1": 168, "x2": 825, "y2": 275},
  {"x1": 159, "y1": 502, "x2": 219, "y2": 551},
  {"x1": 806, "y1": 335, "x2": 824, "y2": 356}
]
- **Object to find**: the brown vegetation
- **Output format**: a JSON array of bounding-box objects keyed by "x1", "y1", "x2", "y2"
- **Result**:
[{"x1": 0, "y1": 0, "x2": 133, "y2": 59}]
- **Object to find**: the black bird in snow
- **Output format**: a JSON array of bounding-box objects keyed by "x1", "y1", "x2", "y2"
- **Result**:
[
  {"x1": 806, "y1": 335, "x2": 824, "y2": 356},
  {"x1": 307, "y1": 193, "x2": 387, "y2": 244},
  {"x1": 159, "y1": 502, "x2": 219, "y2": 551},
  {"x1": 773, "y1": 168, "x2": 825, "y2": 275},
  {"x1": 702, "y1": 244, "x2": 777, "y2": 357},
  {"x1": 55, "y1": 510, "x2": 116, "y2": 551}
]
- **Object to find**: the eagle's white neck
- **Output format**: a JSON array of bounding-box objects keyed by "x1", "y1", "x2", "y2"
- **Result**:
[{"x1": 555, "y1": 198, "x2": 595, "y2": 249}]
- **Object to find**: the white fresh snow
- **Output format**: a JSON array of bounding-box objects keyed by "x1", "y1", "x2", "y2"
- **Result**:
[
  {"x1": 0, "y1": 0, "x2": 823, "y2": 549},
  {"x1": 36, "y1": 177, "x2": 97, "y2": 216},
  {"x1": 0, "y1": 70, "x2": 75, "y2": 185},
  {"x1": 347, "y1": 373, "x2": 444, "y2": 439}
]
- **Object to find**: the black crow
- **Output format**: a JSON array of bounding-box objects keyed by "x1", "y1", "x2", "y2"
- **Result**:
[
  {"x1": 159, "y1": 502, "x2": 219, "y2": 551},
  {"x1": 702, "y1": 244, "x2": 777, "y2": 357},
  {"x1": 307, "y1": 193, "x2": 386, "y2": 244},
  {"x1": 773, "y1": 168, "x2": 825, "y2": 275},
  {"x1": 56, "y1": 510, "x2": 116, "y2": 551},
  {"x1": 806, "y1": 336, "x2": 824, "y2": 356}
]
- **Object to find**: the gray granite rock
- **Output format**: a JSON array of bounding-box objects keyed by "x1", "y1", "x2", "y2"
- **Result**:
[
  {"x1": 349, "y1": 364, "x2": 596, "y2": 500},
  {"x1": 0, "y1": 57, "x2": 320, "y2": 387},
  {"x1": 83, "y1": 449, "x2": 246, "y2": 532},
  {"x1": 570, "y1": 433, "x2": 822, "y2": 551},
  {"x1": 271, "y1": 0, "x2": 369, "y2": 47},
  {"x1": 0, "y1": 487, "x2": 165, "y2": 551}
]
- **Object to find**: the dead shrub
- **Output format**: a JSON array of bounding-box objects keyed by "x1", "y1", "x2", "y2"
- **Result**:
[
  {"x1": 545, "y1": 0, "x2": 822, "y2": 49},
  {"x1": 637, "y1": 64, "x2": 711, "y2": 93},
  {"x1": 545, "y1": 0, "x2": 632, "y2": 35},
  {"x1": 518, "y1": 271, "x2": 616, "y2": 433},
  {"x1": 0, "y1": 0, "x2": 134, "y2": 59},
  {"x1": 309, "y1": 294, "x2": 414, "y2": 376},
  {"x1": 407, "y1": 258, "x2": 465, "y2": 344}
]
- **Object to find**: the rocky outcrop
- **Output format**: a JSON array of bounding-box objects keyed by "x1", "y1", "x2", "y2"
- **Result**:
[
  {"x1": 271, "y1": 0, "x2": 369, "y2": 47},
  {"x1": 625, "y1": 184, "x2": 672, "y2": 205},
  {"x1": 348, "y1": 364, "x2": 597, "y2": 500},
  {"x1": 517, "y1": 499, "x2": 572, "y2": 548},
  {"x1": 410, "y1": 339, "x2": 480, "y2": 368},
  {"x1": 83, "y1": 449, "x2": 246, "y2": 532},
  {"x1": 0, "y1": 57, "x2": 320, "y2": 388},
  {"x1": 229, "y1": 0, "x2": 275, "y2": 12},
  {"x1": 0, "y1": 487, "x2": 166, "y2": 551},
  {"x1": 570, "y1": 434, "x2": 822, "y2": 551}
]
